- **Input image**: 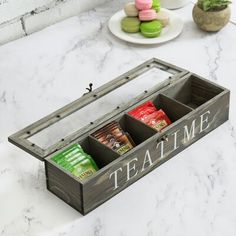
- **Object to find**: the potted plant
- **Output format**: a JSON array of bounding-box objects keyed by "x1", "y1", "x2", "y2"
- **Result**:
[{"x1": 192, "y1": 0, "x2": 231, "y2": 31}]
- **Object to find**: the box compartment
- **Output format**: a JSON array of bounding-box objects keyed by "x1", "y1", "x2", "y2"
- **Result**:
[
  {"x1": 79, "y1": 136, "x2": 120, "y2": 168},
  {"x1": 152, "y1": 94, "x2": 193, "y2": 121},
  {"x1": 49, "y1": 92, "x2": 194, "y2": 177},
  {"x1": 125, "y1": 93, "x2": 193, "y2": 133},
  {"x1": 79, "y1": 113, "x2": 158, "y2": 168},
  {"x1": 162, "y1": 75, "x2": 224, "y2": 109}
]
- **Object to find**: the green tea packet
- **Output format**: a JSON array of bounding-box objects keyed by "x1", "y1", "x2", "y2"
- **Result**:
[
  {"x1": 72, "y1": 156, "x2": 98, "y2": 180},
  {"x1": 51, "y1": 144, "x2": 81, "y2": 162},
  {"x1": 51, "y1": 143, "x2": 98, "y2": 180}
]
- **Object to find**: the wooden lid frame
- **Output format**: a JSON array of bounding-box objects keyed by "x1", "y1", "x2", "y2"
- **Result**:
[{"x1": 8, "y1": 58, "x2": 188, "y2": 161}]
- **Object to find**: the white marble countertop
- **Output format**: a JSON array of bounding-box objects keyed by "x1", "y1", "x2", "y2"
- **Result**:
[{"x1": 1, "y1": 0, "x2": 236, "y2": 235}]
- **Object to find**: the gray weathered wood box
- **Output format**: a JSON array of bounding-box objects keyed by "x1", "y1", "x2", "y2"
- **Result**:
[{"x1": 8, "y1": 58, "x2": 230, "y2": 215}]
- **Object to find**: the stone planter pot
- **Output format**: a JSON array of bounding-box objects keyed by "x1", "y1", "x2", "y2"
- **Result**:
[
  {"x1": 160, "y1": 0, "x2": 190, "y2": 9},
  {"x1": 192, "y1": 4, "x2": 231, "y2": 32}
]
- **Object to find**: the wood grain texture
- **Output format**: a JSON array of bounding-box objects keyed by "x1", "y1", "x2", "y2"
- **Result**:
[
  {"x1": 45, "y1": 161, "x2": 83, "y2": 213},
  {"x1": 153, "y1": 94, "x2": 194, "y2": 121},
  {"x1": 82, "y1": 90, "x2": 229, "y2": 214},
  {"x1": 44, "y1": 72, "x2": 229, "y2": 215},
  {"x1": 162, "y1": 75, "x2": 224, "y2": 108},
  {"x1": 87, "y1": 136, "x2": 120, "y2": 168}
]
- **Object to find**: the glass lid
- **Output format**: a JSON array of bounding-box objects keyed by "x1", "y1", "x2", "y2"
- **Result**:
[{"x1": 8, "y1": 58, "x2": 187, "y2": 161}]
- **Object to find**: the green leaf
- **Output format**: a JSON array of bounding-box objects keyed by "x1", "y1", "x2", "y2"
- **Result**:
[{"x1": 197, "y1": 0, "x2": 231, "y2": 11}]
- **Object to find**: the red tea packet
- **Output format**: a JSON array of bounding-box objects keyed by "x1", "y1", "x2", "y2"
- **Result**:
[
  {"x1": 128, "y1": 101, "x2": 172, "y2": 131},
  {"x1": 128, "y1": 101, "x2": 157, "y2": 120},
  {"x1": 144, "y1": 109, "x2": 172, "y2": 131}
]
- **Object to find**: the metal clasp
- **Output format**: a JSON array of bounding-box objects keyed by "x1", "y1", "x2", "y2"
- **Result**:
[
  {"x1": 83, "y1": 83, "x2": 93, "y2": 96},
  {"x1": 157, "y1": 134, "x2": 168, "y2": 143}
]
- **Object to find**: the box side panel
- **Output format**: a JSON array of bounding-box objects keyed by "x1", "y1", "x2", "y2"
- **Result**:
[
  {"x1": 45, "y1": 161, "x2": 84, "y2": 214},
  {"x1": 82, "y1": 91, "x2": 230, "y2": 214}
]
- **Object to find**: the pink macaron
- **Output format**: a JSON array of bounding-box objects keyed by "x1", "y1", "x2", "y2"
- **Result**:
[
  {"x1": 139, "y1": 9, "x2": 158, "y2": 21},
  {"x1": 135, "y1": 0, "x2": 152, "y2": 10}
]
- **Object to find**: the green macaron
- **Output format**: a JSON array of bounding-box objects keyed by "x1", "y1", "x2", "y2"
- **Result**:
[
  {"x1": 140, "y1": 20, "x2": 162, "y2": 38},
  {"x1": 121, "y1": 17, "x2": 141, "y2": 33},
  {"x1": 152, "y1": 0, "x2": 161, "y2": 12}
]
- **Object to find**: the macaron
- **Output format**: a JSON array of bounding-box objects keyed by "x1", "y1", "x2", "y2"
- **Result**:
[
  {"x1": 135, "y1": 0, "x2": 152, "y2": 10},
  {"x1": 124, "y1": 3, "x2": 139, "y2": 16},
  {"x1": 121, "y1": 17, "x2": 141, "y2": 33},
  {"x1": 140, "y1": 20, "x2": 162, "y2": 38},
  {"x1": 156, "y1": 10, "x2": 170, "y2": 27},
  {"x1": 139, "y1": 9, "x2": 157, "y2": 21},
  {"x1": 152, "y1": 0, "x2": 161, "y2": 12}
]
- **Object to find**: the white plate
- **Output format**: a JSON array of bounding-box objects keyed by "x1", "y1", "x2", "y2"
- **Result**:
[{"x1": 108, "y1": 8, "x2": 184, "y2": 45}]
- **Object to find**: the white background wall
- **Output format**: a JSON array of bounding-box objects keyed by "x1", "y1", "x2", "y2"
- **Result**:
[
  {"x1": 0, "y1": 0, "x2": 110, "y2": 45},
  {"x1": 0, "y1": 0, "x2": 52, "y2": 23}
]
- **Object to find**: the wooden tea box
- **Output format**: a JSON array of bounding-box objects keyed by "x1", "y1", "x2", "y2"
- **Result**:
[{"x1": 9, "y1": 58, "x2": 230, "y2": 215}]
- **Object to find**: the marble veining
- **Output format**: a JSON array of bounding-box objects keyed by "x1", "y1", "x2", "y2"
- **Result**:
[
  {"x1": 0, "y1": 0, "x2": 236, "y2": 235},
  {"x1": 204, "y1": 35, "x2": 222, "y2": 81}
]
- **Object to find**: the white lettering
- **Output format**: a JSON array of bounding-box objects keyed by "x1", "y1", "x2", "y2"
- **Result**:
[
  {"x1": 126, "y1": 158, "x2": 138, "y2": 181},
  {"x1": 184, "y1": 119, "x2": 196, "y2": 143},
  {"x1": 109, "y1": 167, "x2": 122, "y2": 190},
  {"x1": 200, "y1": 110, "x2": 211, "y2": 133},
  {"x1": 141, "y1": 150, "x2": 153, "y2": 172},
  {"x1": 109, "y1": 111, "x2": 212, "y2": 190},
  {"x1": 172, "y1": 129, "x2": 180, "y2": 151},
  {"x1": 156, "y1": 140, "x2": 165, "y2": 159}
]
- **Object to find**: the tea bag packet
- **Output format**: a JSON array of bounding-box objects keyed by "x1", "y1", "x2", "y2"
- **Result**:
[
  {"x1": 128, "y1": 101, "x2": 157, "y2": 119},
  {"x1": 71, "y1": 158, "x2": 98, "y2": 180},
  {"x1": 91, "y1": 121, "x2": 134, "y2": 155},
  {"x1": 51, "y1": 144, "x2": 98, "y2": 180},
  {"x1": 128, "y1": 101, "x2": 172, "y2": 131},
  {"x1": 144, "y1": 109, "x2": 172, "y2": 131}
]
